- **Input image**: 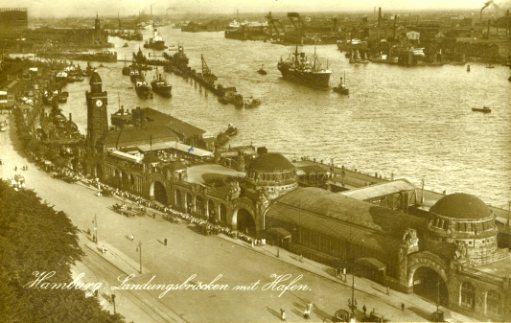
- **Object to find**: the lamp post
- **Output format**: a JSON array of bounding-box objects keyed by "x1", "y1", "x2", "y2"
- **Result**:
[
  {"x1": 137, "y1": 240, "x2": 142, "y2": 273},
  {"x1": 93, "y1": 214, "x2": 98, "y2": 244},
  {"x1": 111, "y1": 293, "x2": 116, "y2": 314}
]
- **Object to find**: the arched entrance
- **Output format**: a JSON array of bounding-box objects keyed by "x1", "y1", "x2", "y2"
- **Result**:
[
  {"x1": 207, "y1": 199, "x2": 215, "y2": 220},
  {"x1": 186, "y1": 192, "x2": 193, "y2": 213},
  {"x1": 150, "y1": 181, "x2": 168, "y2": 205},
  {"x1": 94, "y1": 163, "x2": 103, "y2": 180},
  {"x1": 235, "y1": 208, "x2": 256, "y2": 236},
  {"x1": 412, "y1": 267, "x2": 448, "y2": 306},
  {"x1": 121, "y1": 171, "x2": 129, "y2": 188},
  {"x1": 196, "y1": 196, "x2": 205, "y2": 217},
  {"x1": 175, "y1": 190, "x2": 183, "y2": 210},
  {"x1": 219, "y1": 204, "x2": 227, "y2": 224}
]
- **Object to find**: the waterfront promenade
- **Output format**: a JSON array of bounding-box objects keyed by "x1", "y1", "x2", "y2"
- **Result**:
[{"x1": 0, "y1": 114, "x2": 479, "y2": 323}]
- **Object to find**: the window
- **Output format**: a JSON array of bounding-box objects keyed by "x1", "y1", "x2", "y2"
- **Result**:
[
  {"x1": 460, "y1": 281, "x2": 475, "y2": 309},
  {"x1": 486, "y1": 290, "x2": 501, "y2": 315}
]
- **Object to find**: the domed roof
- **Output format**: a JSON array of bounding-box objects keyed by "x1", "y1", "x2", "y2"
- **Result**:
[
  {"x1": 249, "y1": 153, "x2": 294, "y2": 173},
  {"x1": 430, "y1": 193, "x2": 491, "y2": 220}
]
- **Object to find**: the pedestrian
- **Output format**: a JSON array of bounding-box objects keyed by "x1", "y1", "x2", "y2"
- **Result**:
[
  {"x1": 363, "y1": 304, "x2": 367, "y2": 314},
  {"x1": 280, "y1": 308, "x2": 286, "y2": 321},
  {"x1": 164, "y1": 238, "x2": 167, "y2": 246},
  {"x1": 14, "y1": 166, "x2": 17, "y2": 171},
  {"x1": 401, "y1": 303, "x2": 405, "y2": 311}
]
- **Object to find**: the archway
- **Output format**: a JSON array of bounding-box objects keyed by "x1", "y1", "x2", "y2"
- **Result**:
[
  {"x1": 219, "y1": 204, "x2": 227, "y2": 224},
  {"x1": 121, "y1": 171, "x2": 129, "y2": 189},
  {"x1": 207, "y1": 199, "x2": 215, "y2": 220},
  {"x1": 412, "y1": 267, "x2": 448, "y2": 306},
  {"x1": 196, "y1": 196, "x2": 205, "y2": 217},
  {"x1": 175, "y1": 190, "x2": 183, "y2": 210},
  {"x1": 151, "y1": 181, "x2": 168, "y2": 205},
  {"x1": 94, "y1": 163, "x2": 103, "y2": 180},
  {"x1": 235, "y1": 208, "x2": 256, "y2": 236},
  {"x1": 186, "y1": 192, "x2": 193, "y2": 213}
]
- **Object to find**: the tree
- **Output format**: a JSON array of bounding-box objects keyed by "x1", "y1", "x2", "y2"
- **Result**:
[{"x1": 0, "y1": 181, "x2": 125, "y2": 323}]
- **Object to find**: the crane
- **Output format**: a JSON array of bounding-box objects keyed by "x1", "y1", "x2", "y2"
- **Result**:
[
  {"x1": 480, "y1": 0, "x2": 501, "y2": 19},
  {"x1": 266, "y1": 12, "x2": 284, "y2": 40},
  {"x1": 287, "y1": 12, "x2": 305, "y2": 44}
]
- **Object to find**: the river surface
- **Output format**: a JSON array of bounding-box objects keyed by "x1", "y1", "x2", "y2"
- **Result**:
[{"x1": 60, "y1": 26, "x2": 511, "y2": 207}]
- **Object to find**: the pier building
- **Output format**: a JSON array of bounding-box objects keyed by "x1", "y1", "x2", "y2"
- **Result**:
[
  {"x1": 83, "y1": 72, "x2": 511, "y2": 321},
  {"x1": 24, "y1": 14, "x2": 109, "y2": 47}
]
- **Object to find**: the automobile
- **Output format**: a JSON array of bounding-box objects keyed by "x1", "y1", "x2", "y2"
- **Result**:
[{"x1": 96, "y1": 246, "x2": 107, "y2": 253}]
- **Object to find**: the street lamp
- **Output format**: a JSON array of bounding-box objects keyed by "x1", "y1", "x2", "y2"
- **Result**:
[
  {"x1": 111, "y1": 293, "x2": 116, "y2": 314},
  {"x1": 136, "y1": 240, "x2": 142, "y2": 273},
  {"x1": 93, "y1": 214, "x2": 98, "y2": 244}
]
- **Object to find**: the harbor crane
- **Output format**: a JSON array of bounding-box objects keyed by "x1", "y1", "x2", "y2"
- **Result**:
[
  {"x1": 266, "y1": 12, "x2": 285, "y2": 40},
  {"x1": 200, "y1": 54, "x2": 217, "y2": 85},
  {"x1": 480, "y1": 0, "x2": 501, "y2": 19},
  {"x1": 287, "y1": 12, "x2": 305, "y2": 44}
]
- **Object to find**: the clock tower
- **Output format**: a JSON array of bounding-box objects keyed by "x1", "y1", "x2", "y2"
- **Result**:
[{"x1": 86, "y1": 70, "x2": 108, "y2": 154}]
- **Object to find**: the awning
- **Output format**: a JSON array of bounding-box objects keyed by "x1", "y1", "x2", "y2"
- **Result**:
[
  {"x1": 355, "y1": 257, "x2": 386, "y2": 271},
  {"x1": 266, "y1": 227, "x2": 292, "y2": 239}
]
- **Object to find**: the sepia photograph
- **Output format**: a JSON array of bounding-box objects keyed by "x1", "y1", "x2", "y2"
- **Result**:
[{"x1": 0, "y1": 0, "x2": 510, "y2": 322}]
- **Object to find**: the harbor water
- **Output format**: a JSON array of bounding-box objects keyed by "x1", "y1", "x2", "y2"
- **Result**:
[{"x1": 60, "y1": 26, "x2": 511, "y2": 207}]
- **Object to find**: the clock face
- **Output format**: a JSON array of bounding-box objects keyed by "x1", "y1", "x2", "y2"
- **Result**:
[{"x1": 95, "y1": 99, "x2": 103, "y2": 107}]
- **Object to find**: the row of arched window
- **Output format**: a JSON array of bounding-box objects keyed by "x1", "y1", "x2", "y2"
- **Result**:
[{"x1": 431, "y1": 217, "x2": 495, "y2": 233}]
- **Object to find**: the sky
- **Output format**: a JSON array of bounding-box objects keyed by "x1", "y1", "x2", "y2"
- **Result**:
[{"x1": 0, "y1": 0, "x2": 501, "y2": 18}]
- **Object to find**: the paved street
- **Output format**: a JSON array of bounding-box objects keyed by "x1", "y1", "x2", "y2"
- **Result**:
[{"x1": 0, "y1": 115, "x2": 477, "y2": 323}]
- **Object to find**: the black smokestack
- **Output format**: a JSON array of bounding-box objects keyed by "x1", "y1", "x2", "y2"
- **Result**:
[{"x1": 378, "y1": 7, "x2": 382, "y2": 26}]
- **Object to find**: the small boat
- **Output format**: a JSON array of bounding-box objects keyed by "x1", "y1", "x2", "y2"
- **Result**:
[
  {"x1": 123, "y1": 42, "x2": 129, "y2": 48},
  {"x1": 244, "y1": 96, "x2": 261, "y2": 108},
  {"x1": 472, "y1": 106, "x2": 491, "y2": 113},
  {"x1": 225, "y1": 123, "x2": 238, "y2": 136},
  {"x1": 129, "y1": 69, "x2": 141, "y2": 82},
  {"x1": 151, "y1": 72, "x2": 172, "y2": 97},
  {"x1": 486, "y1": 64, "x2": 495, "y2": 69},
  {"x1": 257, "y1": 65, "x2": 267, "y2": 75},
  {"x1": 135, "y1": 73, "x2": 153, "y2": 99},
  {"x1": 333, "y1": 72, "x2": 349, "y2": 95}
]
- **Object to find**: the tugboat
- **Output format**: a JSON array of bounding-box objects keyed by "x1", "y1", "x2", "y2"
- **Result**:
[
  {"x1": 129, "y1": 68, "x2": 141, "y2": 83},
  {"x1": 257, "y1": 64, "x2": 267, "y2": 75},
  {"x1": 277, "y1": 46, "x2": 332, "y2": 88},
  {"x1": 151, "y1": 71, "x2": 172, "y2": 97},
  {"x1": 135, "y1": 73, "x2": 153, "y2": 99},
  {"x1": 472, "y1": 106, "x2": 491, "y2": 113},
  {"x1": 225, "y1": 123, "x2": 238, "y2": 136},
  {"x1": 244, "y1": 96, "x2": 261, "y2": 108},
  {"x1": 143, "y1": 29, "x2": 167, "y2": 50},
  {"x1": 333, "y1": 72, "x2": 349, "y2": 95},
  {"x1": 122, "y1": 59, "x2": 131, "y2": 76}
]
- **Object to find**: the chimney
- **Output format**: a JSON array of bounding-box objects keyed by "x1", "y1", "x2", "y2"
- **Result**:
[
  {"x1": 378, "y1": 7, "x2": 382, "y2": 26},
  {"x1": 69, "y1": 113, "x2": 72, "y2": 122}
]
